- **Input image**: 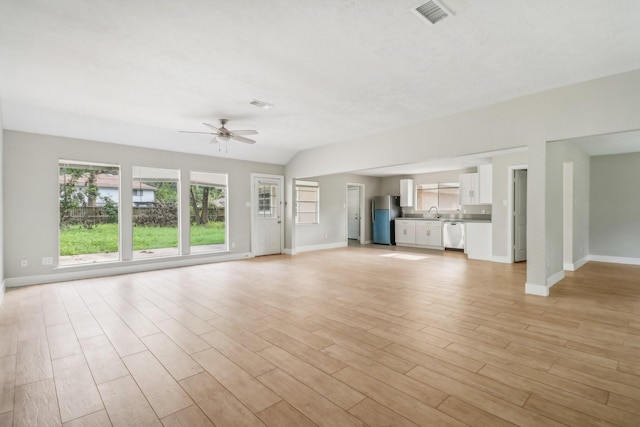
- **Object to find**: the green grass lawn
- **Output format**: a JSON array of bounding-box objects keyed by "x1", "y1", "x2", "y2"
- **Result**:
[{"x1": 59, "y1": 222, "x2": 225, "y2": 255}]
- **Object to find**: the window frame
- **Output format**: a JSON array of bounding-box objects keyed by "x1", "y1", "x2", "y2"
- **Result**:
[
  {"x1": 295, "y1": 180, "x2": 320, "y2": 225},
  {"x1": 415, "y1": 182, "x2": 461, "y2": 212}
]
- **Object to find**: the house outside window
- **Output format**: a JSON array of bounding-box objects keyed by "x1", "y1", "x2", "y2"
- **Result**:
[
  {"x1": 296, "y1": 180, "x2": 319, "y2": 224},
  {"x1": 59, "y1": 160, "x2": 121, "y2": 265}
]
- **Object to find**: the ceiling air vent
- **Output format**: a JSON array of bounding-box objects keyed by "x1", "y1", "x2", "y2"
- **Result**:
[{"x1": 413, "y1": 0, "x2": 453, "y2": 25}]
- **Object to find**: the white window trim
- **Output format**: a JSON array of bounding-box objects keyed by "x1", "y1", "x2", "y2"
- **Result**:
[{"x1": 295, "y1": 180, "x2": 319, "y2": 225}]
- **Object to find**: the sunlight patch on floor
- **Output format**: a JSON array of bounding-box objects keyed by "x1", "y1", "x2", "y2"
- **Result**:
[{"x1": 380, "y1": 253, "x2": 428, "y2": 261}]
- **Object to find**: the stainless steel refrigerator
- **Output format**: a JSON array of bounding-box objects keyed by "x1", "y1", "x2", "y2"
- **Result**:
[{"x1": 372, "y1": 195, "x2": 401, "y2": 245}]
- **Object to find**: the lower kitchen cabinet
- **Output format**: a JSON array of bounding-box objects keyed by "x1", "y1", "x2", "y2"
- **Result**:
[
  {"x1": 466, "y1": 222, "x2": 492, "y2": 261},
  {"x1": 395, "y1": 220, "x2": 442, "y2": 249},
  {"x1": 415, "y1": 220, "x2": 442, "y2": 247},
  {"x1": 395, "y1": 220, "x2": 415, "y2": 245}
]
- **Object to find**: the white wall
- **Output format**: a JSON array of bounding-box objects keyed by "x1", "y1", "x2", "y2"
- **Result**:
[
  {"x1": 286, "y1": 69, "x2": 640, "y2": 294},
  {"x1": 294, "y1": 174, "x2": 381, "y2": 250},
  {"x1": 3, "y1": 131, "x2": 283, "y2": 284},
  {"x1": 590, "y1": 152, "x2": 640, "y2": 260}
]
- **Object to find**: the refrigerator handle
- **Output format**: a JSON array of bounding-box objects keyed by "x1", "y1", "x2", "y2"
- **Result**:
[{"x1": 371, "y1": 201, "x2": 375, "y2": 221}]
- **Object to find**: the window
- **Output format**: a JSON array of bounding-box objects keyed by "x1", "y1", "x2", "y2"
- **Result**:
[
  {"x1": 416, "y1": 182, "x2": 460, "y2": 211},
  {"x1": 132, "y1": 166, "x2": 180, "y2": 259},
  {"x1": 296, "y1": 180, "x2": 319, "y2": 224},
  {"x1": 59, "y1": 160, "x2": 120, "y2": 265},
  {"x1": 190, "y1": 171, "x2": 227, "y2": 254}
]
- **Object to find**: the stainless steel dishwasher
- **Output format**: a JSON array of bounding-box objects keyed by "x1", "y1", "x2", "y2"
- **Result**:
[{"x1": 443, "y1": 221, "x2": 465, "y2": 250}]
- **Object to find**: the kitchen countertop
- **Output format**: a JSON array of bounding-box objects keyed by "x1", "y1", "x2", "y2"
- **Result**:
[{"x1": 398, "y1": 214, "x2": 491, "y2": 222}]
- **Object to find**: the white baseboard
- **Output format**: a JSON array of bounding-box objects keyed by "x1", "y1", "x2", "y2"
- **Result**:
[
  {"x1": 0, "y1": 281, "x2": 5, "y2": 306},
  {"x1": 295, "y1": 242, "x2": 348, "y2": 253},
  {"x1": 282, "y1": 248, "x2": 296, "y2": 255},
  {"x1": 563, "y1": 256, "x2": 589, "y2": 271},
  {"x1": 491, "y1": 255, "x2": 512, "y2": 264},
  {"x1": 4, "y1": 252, "x2": 253, "y2": 288},
  {"x1": 363, "y1": 240, "x2": 372, "y2": 245},
  {"x1": 525, "y1": 270, "x2": 564, "y2": 297},
  {"x1": 547, "y1": 270, "x2": 565, "y2": 287},
  {"x1": 525, "y1": 282, "x2": 549, "y2": 296},
  {"x1": 588, "y1": 255, "x2": 640, "y2": 265}
]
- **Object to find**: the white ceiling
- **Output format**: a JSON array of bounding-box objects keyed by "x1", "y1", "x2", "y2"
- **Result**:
[{"x1": 1, "y1": 1, "x2": 640, "y2": 166}]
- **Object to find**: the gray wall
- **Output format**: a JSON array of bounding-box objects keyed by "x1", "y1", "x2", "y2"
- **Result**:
[
  {"x1": 546, "y1": 141, "x2": 590, "y2": 276},
  {"x1": 295, "y1": 174, "x2": 381, "y2": 248},
  {"x1": 590, "y1": 152, "x2": 640, "y2": 258},
  {"x1": 491, "y1": 150, "x2": 529, "y2": 260},
  {"x1": 3, "y1": 131, "x2": 283, "y2": 281}
]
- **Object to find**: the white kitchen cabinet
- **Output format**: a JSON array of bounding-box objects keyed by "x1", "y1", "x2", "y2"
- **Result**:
[
  {"x1": 459, "y1": 173, "x2": 478, "y2": 205},
  {"x1": 478, "y1": 164, "x2": 493, "y2": 204},
  {"x1": 415, "y1": 220, "x2": 442, "y2": 247},
  {"x1": 466, "y1": 222, "x2": 492, "y2": 261},
  {"x1": 400, "y1": 179, "x2": 414, "y2": 207},
  {"x1": 460, "y1": 165, "x2": 492, "y2": 206},
  {"x1": 395, "y1": 220, "x2": 415, "y2": 245}
]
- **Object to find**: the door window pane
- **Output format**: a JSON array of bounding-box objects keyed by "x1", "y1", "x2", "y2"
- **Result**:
[
  {"x1": 190, "y1": 172, "x2": 227, "y2": 254},
  {"x1": 132, "y1": 166, "x2": 180, "y2": 259},
  {"x1": 59, "y1": 160, "x2": 120, "y2": 265}
]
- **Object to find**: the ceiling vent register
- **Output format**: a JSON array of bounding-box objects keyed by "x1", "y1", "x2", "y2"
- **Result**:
[{"x1": 413, "y1": 0, "x2": 452, "y2": 25}]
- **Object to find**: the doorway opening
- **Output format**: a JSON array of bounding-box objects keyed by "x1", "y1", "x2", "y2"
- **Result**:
[
  {"x1": 346, "y1": 183, "x2": 365, "y2": 244},
  {"x1": 513, "y1": 168, "x2": 527, "y2": 262}
]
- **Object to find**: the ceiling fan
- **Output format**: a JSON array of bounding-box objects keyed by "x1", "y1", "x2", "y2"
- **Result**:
[{"x1": 181, "y1": 119, "x2": 258, "y2": 144}]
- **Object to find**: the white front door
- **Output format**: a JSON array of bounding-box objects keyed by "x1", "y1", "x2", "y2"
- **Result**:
[
  {"x1": 347, "y1": 186, "x2": 360, "y2": 240},
  {"x1": 514, "y1": 169, "x2": 527, "y2": 262},
  {"x1": 252, "y1": 175, "x2": 283, "y2": 256}
]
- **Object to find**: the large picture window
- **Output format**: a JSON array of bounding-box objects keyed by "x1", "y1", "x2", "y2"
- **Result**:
[
  {"x1": 132, "y1": 166, "x2": 180, "y2": 259},
  {"x1": 190, "y1": 172, "x2": 227, "y2": 253},
  {"x1": 59, "y1": 160, "x2": 120, "y2": 265},
  {"x1": 415, "y1": 182, "x2": 460, "y2": 211},
  {"x1": 296, "y1": 181, "x2": 319, "y2": 224}
]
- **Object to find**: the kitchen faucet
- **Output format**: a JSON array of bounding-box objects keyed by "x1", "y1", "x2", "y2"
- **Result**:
[{"x1": 428, "y1": 206, "x2": 440, "y2": 218}]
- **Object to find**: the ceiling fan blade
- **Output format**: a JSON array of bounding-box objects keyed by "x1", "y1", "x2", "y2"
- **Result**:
[
  {"x1": 231, "y1": 135, "x2": 256, "y2": 144},
  {"x1": 230, "y1": 130, "x2": 258, "y2": 136},
  {"x1": 202, "y1": 122, "x2": 221, "y2": 132},
  {"x1": 180, "y1": 130, "x2": 216, "y2": 135}
]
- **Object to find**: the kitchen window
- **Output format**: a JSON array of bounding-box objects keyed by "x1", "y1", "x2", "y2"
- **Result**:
[
  {"x1": 415, "y1": 182, "x2": 460, "y2": 211},
  {"x1": 296, "y1": 180, "x2": 319, "y2": 224}
]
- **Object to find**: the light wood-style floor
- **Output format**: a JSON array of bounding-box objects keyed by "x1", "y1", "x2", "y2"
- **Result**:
[{"x1": 1, "y1": 246, "x2": 639, "y2": 426}]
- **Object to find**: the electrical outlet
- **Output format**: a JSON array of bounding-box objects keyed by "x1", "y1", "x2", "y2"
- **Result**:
[
  {"x1": 231, "y1": 242, "x2": 236, "y2": 249},
  {"x1": 42, "y1": 257, "x2": 53, "y2": 265},
  {"x1": 20, "y1": 259, "x2": 28, "y2": 267}
]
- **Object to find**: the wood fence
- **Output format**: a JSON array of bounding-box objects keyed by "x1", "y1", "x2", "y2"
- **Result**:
[{"x1": 61, "y1": 206, "x2": 225, "y2": 225}]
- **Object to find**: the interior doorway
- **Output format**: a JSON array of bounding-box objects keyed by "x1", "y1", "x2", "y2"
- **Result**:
[
  {"x1": 346, "y1": 183, "x2": 365, "y2": 244},
  {"x1": 513, "y1": 169, "x2": 528, "y2": 262}
]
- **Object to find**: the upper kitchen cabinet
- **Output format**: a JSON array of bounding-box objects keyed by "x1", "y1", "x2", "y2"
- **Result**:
[
  {"x1": 459, "y1": 173, "x2": 478, "y2": 205},
  {"x1": 460, "y1": 164, "x2": 492, "y2": 205},
  {"x1": 400, "y1": 179, "x2": 414, "y2": 207}
]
